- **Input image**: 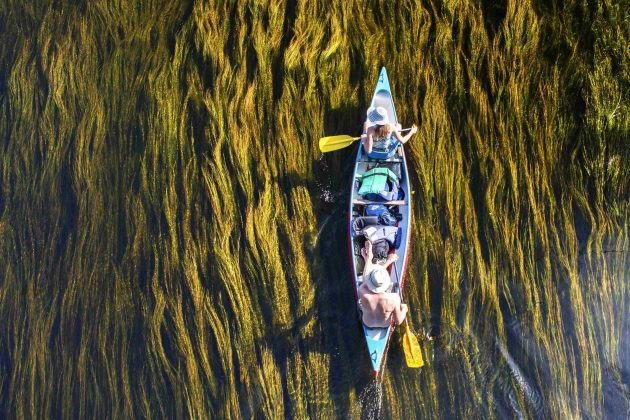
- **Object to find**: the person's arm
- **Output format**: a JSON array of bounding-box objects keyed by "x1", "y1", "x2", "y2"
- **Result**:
[
  {"x1": 383, "y1": 253, "x2": 399, "y2": 268},
  {"x1": 361, "y1": 241, "x2": 375, "y2": 273},
  {"x1": 393, "y1": 302, "x2": 408, "y2": 325},
  {"x1": 364, "y1": 131, "x2": 374, "y2": 153},
  {"x1": 393, "y1": 124, "x2": 418, "y2": 144},
  {"x1": 361, "y1": 133, "x2": 374, "y2": 154},
  {"x1": 358, "y1": 282, "x2": 368, "y2": 298},
  {"x1": 361, "y1": 122, "x2": 372, "y2": 151}
]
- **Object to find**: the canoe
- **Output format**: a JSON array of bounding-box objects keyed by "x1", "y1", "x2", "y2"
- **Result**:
[{"x1": 348, "y1": 67, "x2": 412, "y2": 377}]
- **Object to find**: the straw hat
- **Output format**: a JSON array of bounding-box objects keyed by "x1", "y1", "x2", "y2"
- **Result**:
[
  {"x1": 366, "y1": 106, "x2": 389, "y2": 125},
  {"x1": 366, "y1": 265, "x2": 392, "y2": 293}
]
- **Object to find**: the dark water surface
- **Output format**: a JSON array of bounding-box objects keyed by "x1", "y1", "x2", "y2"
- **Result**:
[{"x1": 1, "y1": 0, "x2": 629, "y2": 418}]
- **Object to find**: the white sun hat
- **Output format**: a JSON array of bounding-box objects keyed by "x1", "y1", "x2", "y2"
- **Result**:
[
  {"x1": 366, "y1": 265, "x2": 392, "y2": 293},
  {"x1": 366, "y1": 106, "x2": 389, "y2": 125}
]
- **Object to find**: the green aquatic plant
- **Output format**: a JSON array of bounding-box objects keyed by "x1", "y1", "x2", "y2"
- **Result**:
[{"x1": 0, "y1": 0, "x2": 627, "y2": 418}]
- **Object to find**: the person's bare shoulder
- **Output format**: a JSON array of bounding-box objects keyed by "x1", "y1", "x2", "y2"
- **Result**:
[
  {"x1": 383, "y1": 292, "x2": 401, "y2": 305},
  {"x1": 358, "y1": 283, "x2": 373, "y2": 301}
]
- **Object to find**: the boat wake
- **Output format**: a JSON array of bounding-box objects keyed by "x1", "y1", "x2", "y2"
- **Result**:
[
  {"x1": 430, "y1": 323, "x2": 545, "y2": 418},
  {"x1": 315, "y1": 154, "x2": 340, "y2": 205},
  {"x1": 356, "y1": 379, "x2": 383, "y2": 420},
  {"x1": 493, "y1": 336, "x2": 544, "y2": 419}
]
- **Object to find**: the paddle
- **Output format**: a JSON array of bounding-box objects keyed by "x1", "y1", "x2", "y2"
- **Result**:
[
  {"x1": 319, "y1": 128, "x2": 412, "y2": 153},
  {"x1": 319, "y1": 134, "x2": 360, "y2": 152},
  {"x1": 392, "y1": 263, "x2": 424, "y2": 368},
  {"x1": 402, "y1": 317, "x2": 424, "y2": 368}
]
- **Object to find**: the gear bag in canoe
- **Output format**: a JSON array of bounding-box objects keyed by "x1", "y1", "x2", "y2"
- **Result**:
[{"x1": 357, "y1": 168, "x2": 400, "y2": 202}]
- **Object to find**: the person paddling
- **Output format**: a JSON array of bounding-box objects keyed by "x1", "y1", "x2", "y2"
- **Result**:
[
  {"x1": 358, "y1": 241, "x2": 408, "y2": 328},
  {"x1": 361, "y1": 106, "x2": 418, "y2": 158}
]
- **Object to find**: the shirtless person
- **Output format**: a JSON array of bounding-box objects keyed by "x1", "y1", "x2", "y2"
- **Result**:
[{"x1": 358, "y1": 241, "x2": 408, "y2": 328}]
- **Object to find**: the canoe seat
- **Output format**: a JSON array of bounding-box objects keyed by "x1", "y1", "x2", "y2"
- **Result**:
[
  {"x1": 361, "y1": 157, "x2": 403, "y2": 164},
  {"x1": 353, "y1": 199, "x2": 406, "y2": 206},
  {"x1": 365, "y1": 157, "x2": 403, "y2": 163}
]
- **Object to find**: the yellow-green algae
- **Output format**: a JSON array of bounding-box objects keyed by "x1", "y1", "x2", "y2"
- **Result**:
[{"x1": 0, "y1": 0, "x2": 628, "y2": 418}]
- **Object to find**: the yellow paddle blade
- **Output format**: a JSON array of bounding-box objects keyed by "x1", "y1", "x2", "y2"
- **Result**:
[
  {"x1": 318, "y1": 134, "x2": 360, "y2": 152},
  {"x1": 403, "y1": 323, "x2": 424, "y2": 368}
]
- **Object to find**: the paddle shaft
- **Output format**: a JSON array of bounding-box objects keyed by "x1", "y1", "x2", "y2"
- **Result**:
[
  {"x1": 393, "y1": 261, "x2": 408, "y2": 320},
  {"x1": 319, "y1": 127, "x2": 414, "y2": 152}
]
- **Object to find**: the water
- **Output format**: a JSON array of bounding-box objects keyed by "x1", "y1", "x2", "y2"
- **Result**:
[
  {"x1": 1, "y1": 0, "x2": 629, "y2": 418},
  {"x1": 357, "y1": 380, "x2": 384, "y2": 420}
]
